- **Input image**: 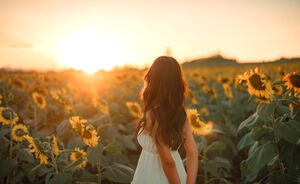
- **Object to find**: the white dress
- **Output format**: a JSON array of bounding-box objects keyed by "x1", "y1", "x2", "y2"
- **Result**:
[{"x1": 131, "y1": 128, "x2": 187, "y2": 184}]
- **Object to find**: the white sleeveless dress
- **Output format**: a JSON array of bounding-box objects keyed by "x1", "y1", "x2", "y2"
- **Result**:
[{"x1": 131, "y1": 128, "x2": 187, "y2": 184}]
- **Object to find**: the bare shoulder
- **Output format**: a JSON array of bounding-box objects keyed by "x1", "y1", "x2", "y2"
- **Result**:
[{"x1": 145, "y1": 109, "x2": 157, "y2": 138}]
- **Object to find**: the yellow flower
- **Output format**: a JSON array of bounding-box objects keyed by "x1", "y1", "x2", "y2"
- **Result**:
[
  {"x1": 186, "y1": 109, "x2": 206, "y2": 135},
  {"x1": 70, "y1": 147, "x2": 87, "y2": 168},
  {"x1": 0, "y1": 94, "x2": 2, "y2": 104},
  {"x1": 69, "y1": 116, "x2": 99, "y2": 147},
  {"x1": 272, "y1": 86, "x2": 283, "y2": 95},
  {"x1": 199, "y1": 107, "x2": 209, "y2": 117},
  {"x1": 12, "y1": 124, "x2": 29, "y2": 142},
  {"x1": 81, "y1": 125, "x2": 99, "y2": 147},
  {"x1": 202, "y1": 121, "x2": 213, "y2": 136},
  {"x1": 222, "y1": 84, "x2": 233, "y2": 98},
  {"x1": 283, "y1": 72, "x2": 300, "y2": 95},
  {"x1": 218, "y1": 76, "x2": 232, "y2": 85},
  {"x1": 186, "y1": 109, "x2": 213, "y2": 136},
  {"x1": 255, "y1": 95, "x2": 270, "y2": 103},
  {"x1": 188, "y1": 89, "x2": 198, "y2": 104},
  {"x1": 238, "y1": 68, "x2": 274, "y2": 100},
  {"x1": 32, "y1": 92, "x2": 46, "y2": 109},
  {"x1": 93, "y1": 98, "x2": 109, "y2": 115},
  {"x1": 0, "y1": 107, "x2": 19, "y2": 125},
  {"x1": 202, "y1": 86, "x2": 217, "y2": 98},
  {"x1": 24, "y1": 135, "x2": 48, "y2": 164},
  {"x1": 126, "y1": 102, "x2": 143, "y2": 119},
  {"x1": 52, "y1": 135, "x2": 59, "y2": 156}
]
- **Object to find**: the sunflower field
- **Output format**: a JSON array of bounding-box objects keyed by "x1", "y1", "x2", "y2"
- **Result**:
[{"x1": 0, "y1": 61, "x2": 299, "y2": 184}]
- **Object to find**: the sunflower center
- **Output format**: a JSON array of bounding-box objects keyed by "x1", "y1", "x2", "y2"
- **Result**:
[
  {"x1": 36, "y1": 96, "x2": 43, "y2": 104},
  {"x1": 249, "y1": 74, "x2": 265, "y2": 90},
  {"x1": 130, "y1": 105, "x2": 139, "y2": 114},
  {"x1": 75, "y1": 152, "x2": 82, "y2": 160},
  {"x1": 82, "y1": 127, "x2": 92, "y2": 139},
  {"x1": 75, "y1": 123, "x2": 82, "y2": 135},
  {"x1": 2, "y1": 109, "x2": 13, "y2": 120},
  {"x1": 289, "y1": 74, "x2": 300, "y2": 88},
  {"x1": 190, "y1": 115, "x2": 201, "y2": 128},
  {"x1": 15, "y1": 128, "x2": 27, "y2": 137},
  {"x1": 221, "y1": 78, "x2": 229, "y2": 83}
]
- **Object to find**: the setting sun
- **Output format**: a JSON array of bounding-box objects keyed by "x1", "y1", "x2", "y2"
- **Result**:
[{"x1": 56, "y1": 31, "x2": 134, "y2": 73}]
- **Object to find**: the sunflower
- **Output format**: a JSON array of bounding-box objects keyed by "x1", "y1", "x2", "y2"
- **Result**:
[
  {"x1": 0, "y1": 107, "x2": 19, "y2": 125},
  {"x1": 222, "y1": 84, "x2": 233, "y2": 98},
  {"x1": 272, "y1": 86, "x2": 283, "y2": 95},
  {"x1": 202, "y1": 86, "x2": 217, "y2": 98},
  {"x1": 52, "y1": 135, "x2": 59, "y2": 156},
  {"x1": 255, "y1": 95, "x2": 270, "y2": 103},
  {"x1": 81, "y1": 125, "x2": 99, "y2": 147},
  {"x1": 218, "y1": 76, "x2": 232, "y2": 85},
  {"x1": 70, "y1": 147, "x2": 87, "y2": 168},
  {"x1": 186, "y1": 109, "x2": 206, "y2": 135},
  {"x1": 93, "y1": 99, "x2": 109, "y2": 115},
  {"x1": 12, "y1": 124, "x2": 29, "y2": 142},
  {"x1": 199, "y1": 107, "x2": 209, "y2": 117},
  {"x1": 69, "y1": 116, "x2": 99, "y2": 147},
  {"x1": 188, "y1": 89, "x2": 198, "y2": 104},
  {"x1": 24, "y1": 135, "x2": 48, "y2": 164},
  {"x1": 126, "y1": 102, "x2": 143, "y2": 119},
  {"x1": 0, "y1": 94, "x2": 2, "y2": 104},
  {"x1": 32, "y1": 92, "x2": 46, "y2": 109},
  {"x1": 8, "y1": 92, "x2": 14, "y2": 101},
  {"x1": 202, "y1": 121, "x2": 213, "y2": 136},
  {"x1": 238, "y1": 68, "x2": 274, "y2": 99},
  {"x1": 283, "y1": 72, "x2": 300, "y2": 95}
]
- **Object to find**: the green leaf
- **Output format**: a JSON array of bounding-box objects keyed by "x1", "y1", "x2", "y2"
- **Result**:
[
  {"x1": 105, "y1": 141, "x2": 123, "y2": 154},
  {"x1": 237, "y1": 112, "x2": 260, "y2": 133},
  {"x1": 0, "y1": 158, "x2": 16, "y2": 178},
  {"x1": 203, "y1": 157, "x2": 231, "y2": 177},
  {"x1": 256, "y1": 102, "x2": 276, "y2": 122},
  {"x1": 49, "y1": 172, "x2": 72, "y2": 184},
  {"x1": 274, "y1": 119, "x2": 300, "y2": 144},
  {"x1": 205, "y1": 141, "x2": 226, "y2": 153},
  {"x1": 245, "y1": 142, "x2": 277, "y2": 175},
  {"x1": 0, "y1": 128, "x2": 10, "y2": 139},
  {"x1": 78, "y1": 172, "x2": 99, "y2": 182},
  {"x1": 250, "y1": 126, "x2": 270, "y2": 140},
  {"x1": 87, "y1": 144, "x2": 104, "y2": 165},
  {"x1": 103, "y1": 163, "x2": 134, "y2": 183},
  {"x1": 238, "y1": 132, "x2": 254, "y2": 150}
]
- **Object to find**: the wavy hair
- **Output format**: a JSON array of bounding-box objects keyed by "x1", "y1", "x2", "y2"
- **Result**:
[{"x1": 135, "y1": 56, "x2": 187, "y2": 150}]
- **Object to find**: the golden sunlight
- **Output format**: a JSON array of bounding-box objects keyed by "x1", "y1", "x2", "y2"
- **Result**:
[{"x1": 56, "y1": 31, "x2": 134, "y2": 73}]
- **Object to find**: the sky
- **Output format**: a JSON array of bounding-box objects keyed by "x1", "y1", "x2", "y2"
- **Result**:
[{"x1": 0, "y1": 0, "x2": 300, "y2": 72}]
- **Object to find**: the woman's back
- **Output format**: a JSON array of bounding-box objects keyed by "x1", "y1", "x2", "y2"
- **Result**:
[{"x1": 131, "y1": 127, "x2": 187, "y2": 184}]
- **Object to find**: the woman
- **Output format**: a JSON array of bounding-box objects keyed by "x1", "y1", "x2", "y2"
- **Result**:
[{"x1": 131, "y1": 56, "x2": 198, "y2": 184}]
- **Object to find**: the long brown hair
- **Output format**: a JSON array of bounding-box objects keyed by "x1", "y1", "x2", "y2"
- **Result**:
[{"x1": 135, "y1": 56, "x2": 187, "y2": 150}]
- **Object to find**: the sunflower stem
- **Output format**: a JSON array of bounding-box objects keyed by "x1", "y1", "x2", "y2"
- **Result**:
[
  {"x1": 97, "y1": 161, "x2": 102, "y2": 184},
  {"x1": 51, "y1": 151, "x2": 59, "y2": 173},
  {"x1": 7, "y1": 111, "x2": 13, "y2": 184},
  {"x1": 34, "y1": 105, "x2": 38, "y2": 132}
]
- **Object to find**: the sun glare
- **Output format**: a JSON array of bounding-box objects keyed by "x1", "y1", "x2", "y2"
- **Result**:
[{"x1": 56, "y1": 31, "x2": 133, "y2": 73}]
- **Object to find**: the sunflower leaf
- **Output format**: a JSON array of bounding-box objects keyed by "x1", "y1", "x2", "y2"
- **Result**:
[
  {"x1": 237, "y1": 132, "x2": 255, "y2": 150},
  {"x1": 0, "y1": 128, "x2": 10, "y2": 139},
  {"x1": 105, "y1": 141, "x2": 123, "y2": 154},
  {"x1": 205, "y1": 141, "x2": 226, "y2": 153}
]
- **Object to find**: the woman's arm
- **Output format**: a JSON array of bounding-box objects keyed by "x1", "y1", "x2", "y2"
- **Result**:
[
  {"x1": 183, "y1": 118, "x2": 199, "y2": 184},
  {"x1": 145, "y1": 111, "x2": 181, "y2": 184},
  {"x1": 156, "y1": 138, "x2": 181, "y2": 184}
]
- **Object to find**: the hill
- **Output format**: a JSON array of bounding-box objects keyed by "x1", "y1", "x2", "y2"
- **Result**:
[{"x1": 182, "y1": 54, "x2": 300, "y2": 68}]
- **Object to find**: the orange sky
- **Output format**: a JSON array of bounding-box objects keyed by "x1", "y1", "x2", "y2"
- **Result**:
[{"x1": 0, "y1": 0, "x2": 300, "y2": 72}]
